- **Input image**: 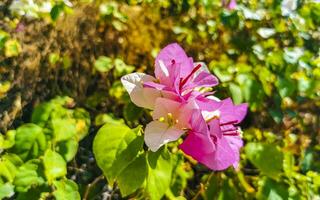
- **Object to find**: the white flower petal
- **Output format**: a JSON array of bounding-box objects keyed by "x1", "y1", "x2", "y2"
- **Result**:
[
  {"x1": 121, "y1": 73, "x2": 160, "y2": 109},
  {"x1": 144, "y1": 121, "x2": 184, "y2": 152}
]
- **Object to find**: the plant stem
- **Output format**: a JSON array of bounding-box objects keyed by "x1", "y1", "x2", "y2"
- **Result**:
[{"x1": 83, "y1": 175, "x2": 104, "y2": 200}]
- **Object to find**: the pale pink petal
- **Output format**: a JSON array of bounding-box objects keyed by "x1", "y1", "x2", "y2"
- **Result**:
[
  {"x1": 152, "y1": 98, "x2": 181, "y2": 121},
  {"x1": 144, "y1": 121, "x2": 184, "y2": 152},
  {"x1": 121, "y1": 73, "x2": 160, "y2": 109}
]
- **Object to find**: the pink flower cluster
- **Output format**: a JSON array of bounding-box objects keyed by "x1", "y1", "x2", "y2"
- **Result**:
[{"x1": 121, "y1": 43, "x2": 247, "y2": 170}]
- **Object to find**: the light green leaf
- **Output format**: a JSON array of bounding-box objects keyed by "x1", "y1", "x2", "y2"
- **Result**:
[
  {"x1": 117, "y1": 154, "x2": 147, "y2": 197},
  {"x1": 245, "y1": 143, "x2": 283, "y2": 179},
  {"x1": 0, "y1": 182, "x2": 14, "y2": 199},
  {"x1": 53, "y1": 179, "x2": 80, "y2": 200},
  {"x1": 73, "y1": 108, "x2": 91, "y2": 141},
  {"x1": 0, "y1": 157, "x2": 18, "y2": 183},
  {"x1": 93, "y1": 124, "x2": 144, "y2": 185},
  {"x1": 94, "y1": 113, "x2": 124, "y2": 126},
  {"x1": 52, "y1": 118, "x2": 77, "y2": 142},
  {"x1": 14, "y1": 159, "x2": 45, "y2": 192},
  {"x1": 146, "y1": 148, "x2": 173, "y2": 200},
  {"x1": 0, "y1": 130, "x2": 16, "y2": 149},
  {"x1": 4, "y1": 39, "x2": 21, "y2": 57},
  {"x1": 229, "y1": 83, "x2": 243, "y2": 104},
  {"x1": 43, "y1": 149, "x2": 67, "y2": 183},
  {"x1": 94, "y1": 56, "x2": 113, "y2": 73},
  {"x1": 11, "y1": 124, "x2": 47, "y2": 161}
]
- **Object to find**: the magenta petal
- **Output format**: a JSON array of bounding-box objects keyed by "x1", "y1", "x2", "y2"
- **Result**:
[
  {"x1": 192, "y1": 71, "x2": 219, "y2": 87},
  {"x1": 155, "y1": 43, "x2": 193, "y2": 80},
  {"x1": 202, "y1": 137, "x2": 236, "y2": 171},
  {"x1": 218, "y1": 98, "x2": 247, "y2": 124},
  {"x1": 196, "y1": 95, "x2": 222, "y2": 112},
  {"x1": 234, "y1": 103, "x2": 248, "y2": 124},
  {"x1": 225, "y1": 135, "x2": 243, "y2": 168},
  {"x1": 180, "y1": 131, "x2": 215, "y2": 158},
  {"x1": 209, "y1": 119, "x2": 222, "y2": 138},
  {"x1": 183, "y1": 72, "x2": 219, "y2": 91},
  {"x1": 189, "y1": 110, "x2": 208, "y2": 134}
]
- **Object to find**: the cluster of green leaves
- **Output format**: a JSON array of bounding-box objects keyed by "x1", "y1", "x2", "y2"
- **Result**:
[
  {"x1": 8, "y1": 0, "x2": 73, "y2": 21},
  {"x1": 92, "y1": 122, "x2": 192, "y2": 199},
  {"x1": 0, "y1": 97, "x2": 90, "y2": 199},
  {"x1": 0, "y1": 0, "x2": 319, "y2": 199}
]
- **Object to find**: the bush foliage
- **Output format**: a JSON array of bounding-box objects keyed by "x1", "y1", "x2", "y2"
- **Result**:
[{"x1": 0, "y1": 0, "x2": 319, "y2": 199}]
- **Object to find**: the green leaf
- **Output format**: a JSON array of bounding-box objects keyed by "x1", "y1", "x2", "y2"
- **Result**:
[
  {"x1": 4, "y1": 39, "x2": 21, "y2": 57},
  {"x1": 229, "y1": 83, "x2": 243, "y2": 104},
  {"x1": 0, "y1": 30, "x2": 9, "y2": 50},
  {"x1": 113, "y1": 58, "x2": 135, "y2": 77},
  {"x1": 283, "y1": 153, "x2": 295, "y2": 177},
  {"x1": 11, "y1": 124, "x2": 47, "y2": 161},
  {"x1": 123, "y1": 102, "x2": 143, "y2": 122},
  {"x1": 0, "y1": 130, "x2": 16, "y2": 149},
  {"x1": 0, "y1": 155, "x2": 19, "y2": 182},
  {"x1": 50, "y1": 4, "x2": 65, "y2": 21},
  {"x1": 31, "y1": 102, "x2": 54, "y2": 126},
  {"x1": 56, "y1": 139, "x2": 79, "y2": 162},
  {"x1": 14, "y1": 159, "x2": 45, "y2": 192},
  {"x1": 16, "y1": 185, "x2": 50, "y2": 200},
  {"x1": 52, "y1": 118, "x2": 77, "y2": 142},
  {"x1": 93, "y1": 124, "x2": 144, "y2": 184},
  {"x1": 117, "y1": 154, "x2": 147, "y2": 197},
  {"x1": 146, "y1": 148, "x2": 173, "y2": 200},
  {"x1": 245, "y1": 143, "x2": 283, "y2": 179},
  {"x1": 0, "y1": 182, "x2": 14, "y2": 199},
  {"x1": 49, "y1": 53, "x2": 60, "y2": 65},
  {"x1": 276, "y1": 77, "x2": 296, "y2": 98},
  {"x1": 217, "y1": 179, "x2": 237, "y2": 200},
  {"x1": 257, "y1": 178, "x2": 289, "y2": 200},
  {"x1": 94, "y1": 113, "x2": 124, "y2": 126},
  {"x1": 53, "y1": 179, "x2": 80, "y2": 200},
  {"x1": 94, "y1": 56, "x2": 113, "y2": 72},
  {"x1": 43, "y1": 149, "x2": 67, "y2": 183},
  {"x1": 73, "y1": 108, "x2": 91, "y2": 141}
]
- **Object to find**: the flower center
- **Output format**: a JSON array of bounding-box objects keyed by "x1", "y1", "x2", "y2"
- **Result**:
[{"x1": 158, "y1": 112, "x2": 178, "y2": 127}]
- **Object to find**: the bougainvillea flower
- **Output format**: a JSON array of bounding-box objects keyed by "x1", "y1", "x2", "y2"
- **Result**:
[
  {"x1": 121, "y1": 43, "x2": 219, "y2": 109},
  {"x1": 144, "y1": 98, "x2": 195, "y2": 151},
  {"x1": 180, "y1": 98, "x2": 248, "y2": 170},
  {"x1": 121, "y1": 42, "x2": 248, "y2": 171}
]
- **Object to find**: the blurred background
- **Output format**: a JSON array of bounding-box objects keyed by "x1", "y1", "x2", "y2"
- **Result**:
[{"x1": 0, "y1": 0, "x2": 319, "y2": 199}]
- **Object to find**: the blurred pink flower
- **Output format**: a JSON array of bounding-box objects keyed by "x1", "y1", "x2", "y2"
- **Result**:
[{"x1": 222, "y1": 0, "x2": 237, "y2": 10}]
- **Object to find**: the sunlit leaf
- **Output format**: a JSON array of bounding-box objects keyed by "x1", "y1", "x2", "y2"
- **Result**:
[
  {"x1": 245, "y1": 143, "x2": 283, "y2": 179},
  {"x1": 43, "y1": 149, "x2": 67, "y2": 183},
  {"x1": 93, "y1": 124, "x2": 144, "y2": 184}
]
